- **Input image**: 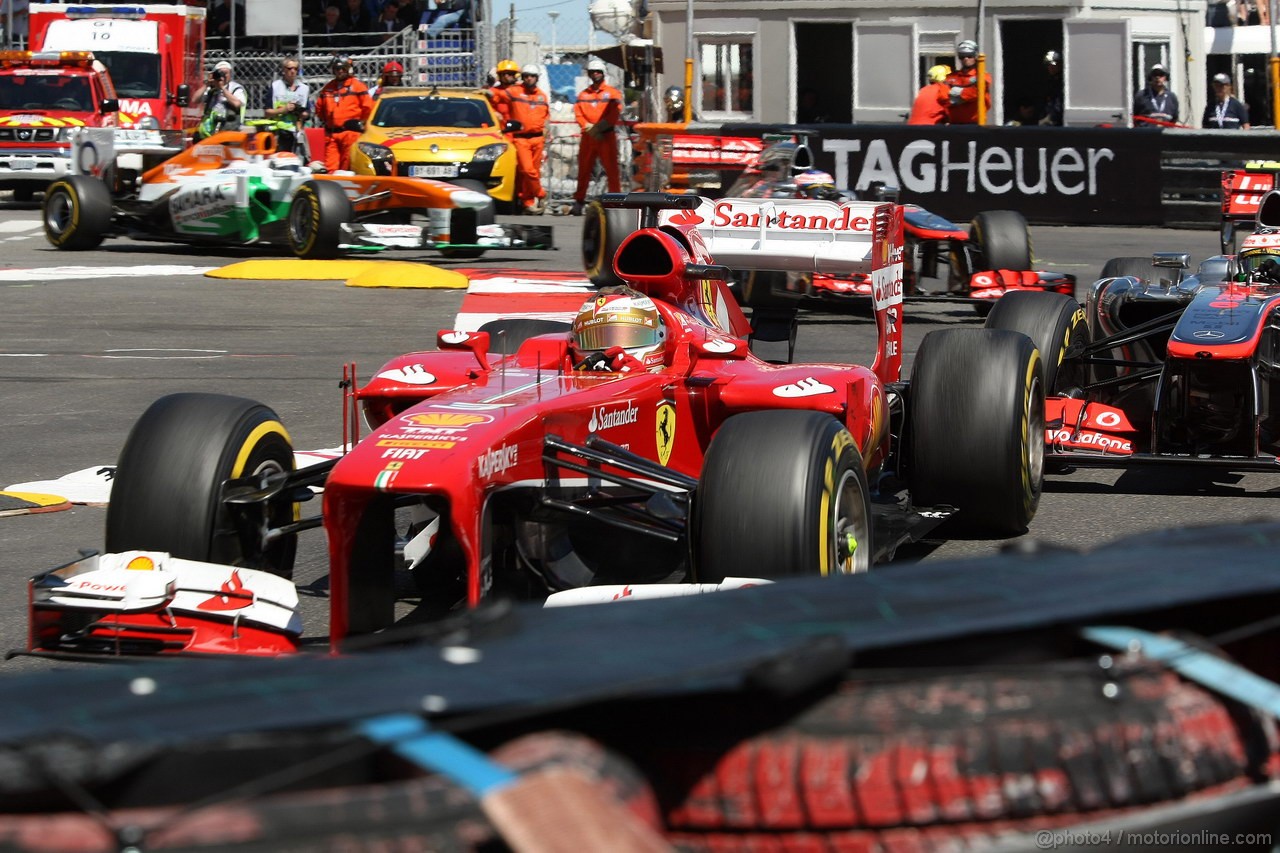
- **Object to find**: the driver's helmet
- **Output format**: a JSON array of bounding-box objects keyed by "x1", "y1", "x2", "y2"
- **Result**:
[
  {"x1": 571, "y1": 286, "x2": 667, "y2": 369},
  {"x1": 793, "y1": 168, "x2": 841, "y2": 200},
  {"x1": 1237, "y1": 242, "x2": 1280, "y2": 280}
]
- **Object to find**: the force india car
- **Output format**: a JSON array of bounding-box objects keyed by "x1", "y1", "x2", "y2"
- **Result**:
[
  {"x1": 584, "y1": 136, "x2": 1075, "y2": 329},
  {"x1": 27, "y1": 192, "x2": 1047, "y2": 658},
  {"x1": 40, "y1": 127, "x2": 552, "y2": 259},
  {"x1": 985, "y1": 189, "x2": 1280, "y2": 473}
]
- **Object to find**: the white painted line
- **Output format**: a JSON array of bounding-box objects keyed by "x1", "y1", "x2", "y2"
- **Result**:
[
  {"x1": 0, "y1": 221, "x2": 41, "y2": 234},
  {"x1": 0, "y1": 265, "x2": 217, "y2": 281}
]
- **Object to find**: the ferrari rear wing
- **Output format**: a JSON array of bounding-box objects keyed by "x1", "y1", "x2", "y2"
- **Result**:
[{"x1": 604, "y1": 192, "x2": 901, "y2": 277}]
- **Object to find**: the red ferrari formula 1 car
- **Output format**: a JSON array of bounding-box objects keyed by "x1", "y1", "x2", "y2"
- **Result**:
[
  {"x1": 27, "y1": 192, "x2": 1047, "y2": 658},
  {"x1": 584, "y1": 137, "x2": 1075, "y2": 336},
  {"x1": 985, "y1": 189, "x2": 1280, "y2": 474}
]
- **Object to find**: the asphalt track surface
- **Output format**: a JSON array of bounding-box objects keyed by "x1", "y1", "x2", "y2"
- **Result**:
[{"x1": 0, "y1": 195, "x2": 1274, "y2": 674}]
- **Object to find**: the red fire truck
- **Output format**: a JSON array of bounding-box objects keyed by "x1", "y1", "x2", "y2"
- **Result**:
[
  {"x1": 28, "y1": 3, "x2": 206, "y2": 133},
  {"x1": 0, "y1": 49, "x2": 119, "y2": 200}
]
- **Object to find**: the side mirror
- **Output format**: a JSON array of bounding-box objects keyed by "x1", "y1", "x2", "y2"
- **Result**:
[
  {"x1": 100, "y1": 98, "x2": 119, "y2": 114},
  {"x1": 175, "y1": 84, "x2": 190, "y2": 107}
]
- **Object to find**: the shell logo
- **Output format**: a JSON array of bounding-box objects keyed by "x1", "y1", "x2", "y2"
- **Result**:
[
  {"x1": 401, "y1": 411, "x2": 494, "y2": 427},
  {"x1": 126, "y1": 555, "x2": 157, "y2": 571}
]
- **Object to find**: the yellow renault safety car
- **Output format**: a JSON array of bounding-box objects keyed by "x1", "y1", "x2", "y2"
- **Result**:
[{"x1": 351, "y1": 88, "x2": 518, "y2": 212}]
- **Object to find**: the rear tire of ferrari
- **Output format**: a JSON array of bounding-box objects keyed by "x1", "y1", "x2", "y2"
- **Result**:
[
  {"x1": 440, "y1": 181, "x2": 494, "y2": 259},
  {"x1": 289, "y1": 180, "x2": 352, "y2": 259},
  {"x1": 582, "y1": 200, "x2": 636, "y2": 287},
  {"x1": 1099, "y1": 255, "x2": 1159, "y2": 283},
  {"x1": 695, "y1": 411, "x2": 873, "y2": 582},
  {"x1": 985, "y1": 290, "x2": 1089, "y2": 394},
  {"x1": 106, "y1": 393, "x2": 298, "y2": 580},
  {"x1": 909, "y1": 329, "x2": 1044, "y2": 535},
  {"x1": 42, "y1": 176, "x2": 112, "y2": 251},
  {"x1": 477, "y1": 318, "x2": 572, "y2": 355}
]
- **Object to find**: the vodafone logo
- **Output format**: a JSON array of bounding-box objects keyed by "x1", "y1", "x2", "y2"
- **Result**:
[{"x1": 377, "y1": 364, "x2": 436, "y2": 385}]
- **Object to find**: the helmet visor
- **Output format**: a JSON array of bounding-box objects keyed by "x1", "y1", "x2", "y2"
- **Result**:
[
  {"x1": 574, "y1": 317, "x2": 661, "y2": 351},
  {"x1": 1241, "y1": 248, "x2": 1280, "y2": 275}
]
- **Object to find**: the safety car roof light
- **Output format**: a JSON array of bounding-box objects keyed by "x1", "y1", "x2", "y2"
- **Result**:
[{"x1": 64, "y1": 5, "x2": 147, "y2": 18}]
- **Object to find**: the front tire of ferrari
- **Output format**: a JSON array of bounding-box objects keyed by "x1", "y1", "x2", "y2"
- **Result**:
[
  {"x1": 582, "y1": 200, "x2": 636, "y2": 287},
  {"x1": 908, "y1": 328, "x2": 1044, "y2": 535},
  {"x1": 105, "y1": 393, "x2": 298, "y2": 579},
  {"x1": 695, "y1": 411, "x2": 873, "y2": 582},
  {"x1": 42, "y1": 176, "x2": 112, "y2": 250},
  {"x1": 289, "y1": 180, "x2": 352, "y2": 259},
  {"x1": 985, "y1": 290, "x2": 1088, "y2": 393}
]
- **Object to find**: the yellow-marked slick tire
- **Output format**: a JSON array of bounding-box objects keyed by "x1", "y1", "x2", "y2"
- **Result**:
[
  {"x1": 695, "y1": 411, "x2": 873, "y2": 582},
  {"x1": 985, "y1": 290, "x2": 1089, "y2": 395},
  {"x1": 106, "y1": 393, "x2": 298, "y2": 579},
  {"x1": 582, "y1": 200, "x2": 636, "y2": 288},
  {"x1": 42, "y1": 176, "x2": 112, "y2": 250},
  {"x1": 909, "y1": 328, "x2": 1044, "y2": 535},
  {"x1": 289, "y1": 180, "x2": 352, "y2": 260}
]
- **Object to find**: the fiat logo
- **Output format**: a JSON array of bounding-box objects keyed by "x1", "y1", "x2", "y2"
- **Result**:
[{"x1": 1193, "y1": 330, "x2": 1225, "y2": 339}]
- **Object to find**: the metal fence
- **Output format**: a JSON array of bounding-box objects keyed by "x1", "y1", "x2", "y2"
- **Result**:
[
  {"x1": 207, "y1": 23, "x2": 630, "y2": 214},
  {"x1": 207, "y1": 26, "x2": 487, "y2": 114}
]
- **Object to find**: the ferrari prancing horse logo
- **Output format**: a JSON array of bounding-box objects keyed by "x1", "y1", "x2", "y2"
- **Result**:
[{"x1": 655, "y1": 403, "x2": 676, "y2": 466}]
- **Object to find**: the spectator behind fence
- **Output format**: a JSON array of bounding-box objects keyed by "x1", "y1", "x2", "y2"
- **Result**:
[
  {"x1": 193, "y1": 60, "x2": 246, "y2": 141},
  {"x1": 264, "y1": 57, "x2": 311, "y2": 153},
  {"x1": 340, "y1": 0, "x2": 373, "y2": 36},
  {"x1": 317, "y1": 4, "x2": 347, "y2": 35},
  {"x1": 906, "y1": 65, "x2": 950, "y2": 125},
  {"x1": 421, "y1": 0, "x2": 469, "y2": 37},
  {"x1": 376, "y1": 0, "x2": 404, "y2": 38},
  {"x1": 1133, "y1": 64, "x2": 1180, "y2": 125},
  {"x1": 1204, "y1": 72, "x2": 1250, "y2": 129},
  {"x1": 570, "y1": 58, "x2": 623, "y2": 216}
]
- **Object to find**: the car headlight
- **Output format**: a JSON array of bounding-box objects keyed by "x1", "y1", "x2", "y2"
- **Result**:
[
  {"x1": 473, "y1": 143, "x2": 507, "y2": 162},
  {"x1": 357, "y1": 142, "x2": 394, "y2": 163}
]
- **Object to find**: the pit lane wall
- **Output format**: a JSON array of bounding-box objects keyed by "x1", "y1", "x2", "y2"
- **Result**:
[{"x1": 698, "y1": 122, "x2": 1280, "y2": 228}]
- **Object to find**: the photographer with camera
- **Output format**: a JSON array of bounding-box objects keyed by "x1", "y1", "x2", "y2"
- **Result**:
[
  {"x1": 314, "y1": 55, "x2": 372, "y2": 173},
  {"x1": 264, "y1": 58, "x2": 312, "y2": 155},
  {"x1": 193, "y1": 60, "x2": 247, "y2": 142}
]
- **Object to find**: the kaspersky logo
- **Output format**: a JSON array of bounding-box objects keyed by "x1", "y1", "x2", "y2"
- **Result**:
[{"x1": 478, "y1": 444, "x2": 518, "y2": 479}]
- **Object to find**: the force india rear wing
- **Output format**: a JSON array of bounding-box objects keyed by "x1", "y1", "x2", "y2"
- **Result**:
[{"x1": 69, "y1": 126, "x2": 184, "y2": 177}]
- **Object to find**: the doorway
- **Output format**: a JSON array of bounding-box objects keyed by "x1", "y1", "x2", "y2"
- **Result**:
[
  {"x1": 999, "y1": 19, "x2": 1064, "y2": 125},
  {"x1": 794, "y1": 22, "x2": 852, "y2": 123}
]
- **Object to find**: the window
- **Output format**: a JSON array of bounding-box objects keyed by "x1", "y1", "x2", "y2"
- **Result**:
[{"x1": 699, "y1": 39, "x2": 753, "y2": 116}]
